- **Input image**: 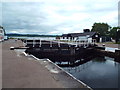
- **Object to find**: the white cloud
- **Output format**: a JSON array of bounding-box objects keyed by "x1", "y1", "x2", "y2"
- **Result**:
[
  {"x1": 48, "y1": 31, "x2": 60, "y2": 34},
  {"x1": 10, "y1": 30, "x2": 19, "y2": 33},
  {"x1": 2, "y1": 0, "x2": 119, "y2": 34},
  {"x1": 99, "y1": 11, "x2": 118, "y2": 23}
]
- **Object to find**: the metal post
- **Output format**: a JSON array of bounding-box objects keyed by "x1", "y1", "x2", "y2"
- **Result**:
[
  {"x1": 92, "y1": 39, "x2": 93, "y2": 46},
  {"x1": 58, "y1": 40, "x2": 60, "y2": 47},
  {"x1": 76, "y1": 40, "x2": 77, "y2": 47},
  {"x1": 67, "y1": 38, "x2": 69, "y2": 43},
  {"x1": 82, "y1": 41, "x2": 84, "y2": 47},
  {"x1": 23, "y1": 41, "x2": 24, "y2": 46},
  {"x1": 84, "y1": 41, "x2": 86, "y2": 47},
  {"x1": 86, "y1": 40, "x2": 88, "y2": 47},
  {"x1": 79, "y1": 40, "x2": 80, "y2": 47},
  {"x1": 39, "y1": 39, "x2": 41, "y2": 47},
  {"x1": 25, "y1": 39, "x2": 27, "y2": 46},
  {"x1": 50, "y1": 40, "x2": 52, "y2": 47},
  {"x1": 33, "y1": 39, "x2": 35, "y2": 47},
  {"x1": 94, "y1": 39, "x2": 96, "y2": 45}
]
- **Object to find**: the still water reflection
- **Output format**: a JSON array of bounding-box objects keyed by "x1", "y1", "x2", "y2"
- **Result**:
[
  {"x1": 26, "y1": 48, "x2": 119, "y2": 88},
  {"x1": 57, "y1": 56, "x2": 119, "y2": 88}
]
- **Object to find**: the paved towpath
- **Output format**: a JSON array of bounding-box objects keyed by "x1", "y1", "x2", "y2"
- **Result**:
[
  {"x1": 96, "y1": 43, "x2": 119, "y2": 48},
  {"x1": 2, "y1": 39, "x2": 90, "y2": 89},
  {"x1": 2, "y1": 39, "x2": 64, "y2": 88}
]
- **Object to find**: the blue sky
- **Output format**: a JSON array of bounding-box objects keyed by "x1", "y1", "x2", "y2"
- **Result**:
[{"x1": 1, "y1": 0, "x2": 119, "y2": 35}]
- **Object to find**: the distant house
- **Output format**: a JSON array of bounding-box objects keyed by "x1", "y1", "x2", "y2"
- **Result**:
[
  {"x1": 61, "y1": 32, "x2": 100, "y2": 43},
  {"x1": 0, "y1": 26, "x2": 7, "y2": 42}
]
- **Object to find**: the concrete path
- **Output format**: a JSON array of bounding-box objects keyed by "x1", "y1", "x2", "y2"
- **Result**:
[
  {"x1": 96, "y1": 43, "x2": 119, "y2": 48},
  {"x1": 2, "y1": 39, "x2": 63, "y2": 88},
  {"x1": 2, "y1": 39, "x2": 90, "y2": 89}
]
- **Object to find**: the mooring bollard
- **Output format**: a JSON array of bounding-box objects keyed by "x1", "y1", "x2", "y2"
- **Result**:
[
  {"x1": 102, "y1": 44, "x2": 105, "y2": 47},
  {"x1": 10, "y1": 47, "x2": 14, "y2": 50}
]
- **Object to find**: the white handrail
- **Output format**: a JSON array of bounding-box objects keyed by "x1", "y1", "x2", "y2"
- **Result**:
[{"x1": 24, "y1": 39, "x2": 95, "y2": 48}]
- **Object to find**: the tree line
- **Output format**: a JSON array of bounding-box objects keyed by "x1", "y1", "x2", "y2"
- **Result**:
[{"x1": 91, "y1": 22, "x2": 120, "y2": 43}]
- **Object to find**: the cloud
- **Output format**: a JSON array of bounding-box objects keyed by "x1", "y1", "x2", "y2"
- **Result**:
[
  {"x1": 1, "y1": 0, "x2": 119, "y2": 35},
  {"x1": 10, "y1": 30, "x2": 18, "y2": 33},
  {"x1": 0, "y1": 3, "x2": 2, "y2": 25},
  {"x1": 118, "y1": 1, "x2": 120, "y2": 26}
]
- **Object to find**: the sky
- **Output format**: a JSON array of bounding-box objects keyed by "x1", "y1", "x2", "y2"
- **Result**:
[
  {"x1": 1, "y1": 0, "x2": 119, "y2": 35},
  {"x1": 118, "y1": 1, "x2": 120, "y2": 27}
]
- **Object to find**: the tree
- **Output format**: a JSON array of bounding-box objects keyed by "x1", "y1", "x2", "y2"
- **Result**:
[
  {"x1": 110, "y1": 27, "x2": 118, "y2": 39},
  {"x1": 110, "y1": 27, "x2": 120, "y2": 43},
  {"x1": 91, "y1": 23, "x2": 111, "y2": 36}
]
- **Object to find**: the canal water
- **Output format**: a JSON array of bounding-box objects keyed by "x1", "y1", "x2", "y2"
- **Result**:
[
  {"x1": 59, "y1": 56, "x2": 119, "y2": 88},
  {"x1": 28, "y1": 49, "x2": 120, "y2": 88},
  {"x1": 25, "y1": 43, "x2": 120, "y2": 88}
]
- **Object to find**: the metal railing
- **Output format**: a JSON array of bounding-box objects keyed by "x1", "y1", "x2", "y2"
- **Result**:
[{"x1": 23, "y1": 38, "x2": 96, "y2": 48}]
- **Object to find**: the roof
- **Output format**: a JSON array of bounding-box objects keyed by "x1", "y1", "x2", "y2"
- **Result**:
[{"x1": 62, "y1": 32, "x2": 96, "y2": 37}]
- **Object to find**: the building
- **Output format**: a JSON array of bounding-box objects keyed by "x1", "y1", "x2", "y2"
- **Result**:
[
  {"x1": 0, "y1": 26, "x2": 7, "y2": 42},
  {"x1": 61, "y1": 32, "x2": 100, "y2": 43}
]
